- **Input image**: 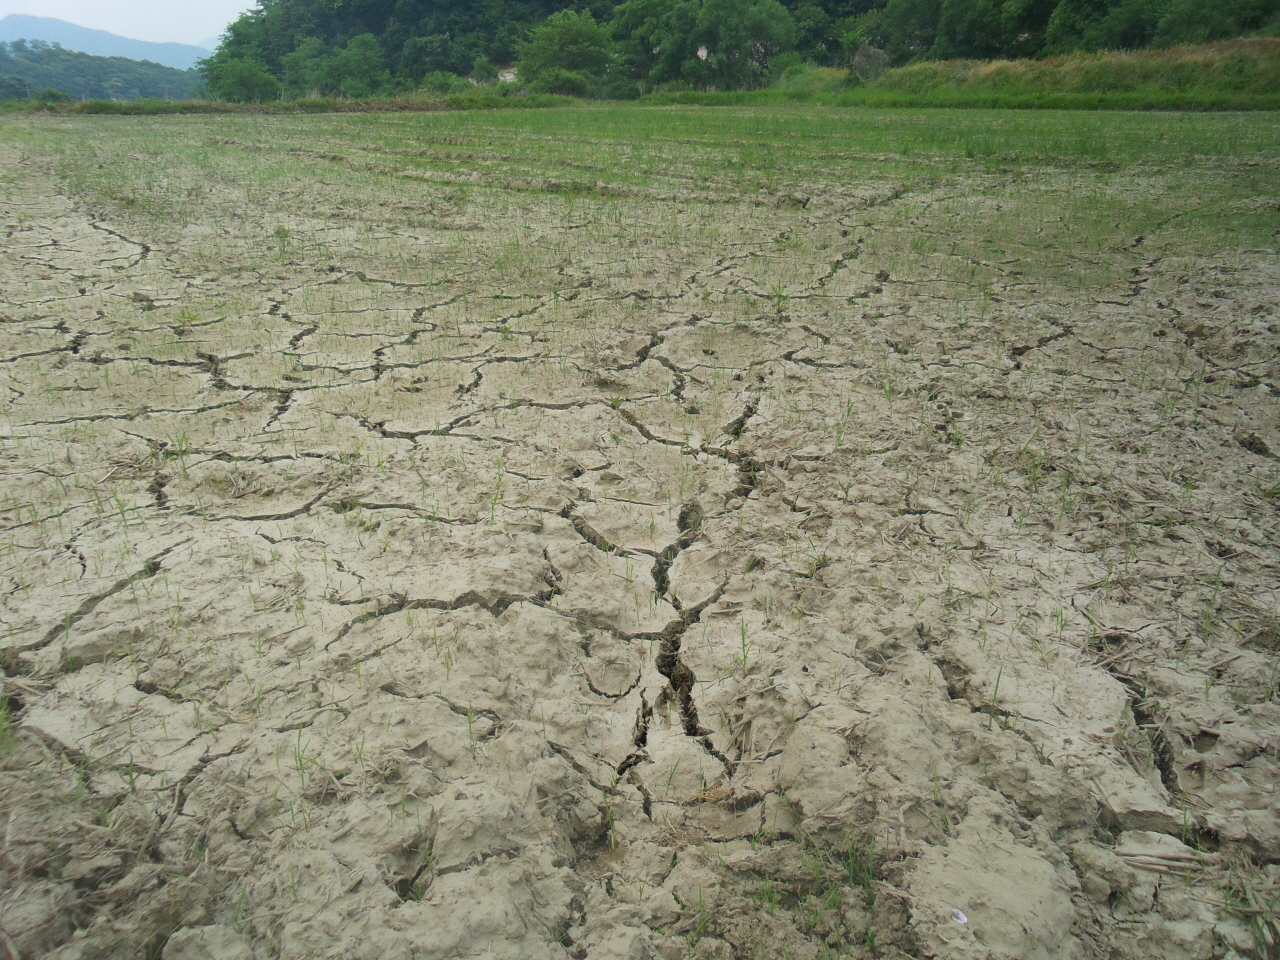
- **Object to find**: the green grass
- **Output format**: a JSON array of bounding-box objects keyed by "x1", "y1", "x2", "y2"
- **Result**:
[
  {"x1": 3, "y1": 104, "x2": 1274, "y2": 334},
  {"x1": 10, "y1": 104, "x2": 1277, "y2": 262},
  {"x1": 0, "y1": 697, "x2": 15, "y2": 753},
  {"x1": 332, "y1": 102, "x2": 1280, "y2": 166},
  {"x1": 842, "y1": 836, "x2": 878, "y2": 906}
]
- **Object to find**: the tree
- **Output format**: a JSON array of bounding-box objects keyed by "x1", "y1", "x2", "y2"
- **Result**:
[
  {"x1": 1000, "y1": 0, "x2": 1060, "y2": 57},
  {"x1": 32, "y1": 87, "x2": 74, "y2": 104},
  {"x1": 612, "y1": 0, "x2": 796, "y2": 89},
  {"x1": 325, "y1": 33, "x2": 388, "y2": 97},
  {"x1": 693, "y1": 0, "x2": 799, "y2": 88},
  {"x1": 197, "y1": 0, "x2": 1280, "y2": 99},
  {"x1": 276, "y1": 33, "x2": 392, "y2": 98},
  {"x1": 611, "y1": 0, "x2": 699, "y2": 85},
  {"x1": 399, "y1": 34, "x2": 460, "y2": 79},
  {"x1": 791, "y1": 3, "x2": 837, "y2": 63},
  {"x1": 517, "y1": 9, "x2": 614, "y2": 91},
  {"x1": 1044, "y1": 0, "x2": 1120, "y2": 52},
  {"x1": 839, "y1": 25, "x2": 866, "y2": 62},
  {"x1": 932, "y1": 0, "x2": 1006, "y2": 58},
  {"x1": 0, "y1": 75, "x2": 28, "y2": 100},
  {"x1": 471, "y1": 54, "x2": 499, "y2": 81},
  {"x1": 211, "y1": 56, "x2": 281, "y2": 101},
  {"x1": 876, "y1": 0, "x2": 942, "y2": 62},
  {"x1": 1098, "y1": 0, "x2": 1164, "y2": 50},
  {"x1": 1154, "y1": 0, "x2": 1280, "y2": 45},
  {"x1": 929, "y1": 0, "x2": 1064, "y2": 59},
  {"x1": 281, "y1": 37, "x2": 327, "y2": 96}
]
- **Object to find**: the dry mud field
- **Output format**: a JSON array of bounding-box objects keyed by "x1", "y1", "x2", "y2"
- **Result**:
[{"x1": 1, "y1": 108, "x2": 1278, "y2": 960}]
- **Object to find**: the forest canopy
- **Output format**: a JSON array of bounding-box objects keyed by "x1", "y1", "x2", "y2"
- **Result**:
[{"x1": 201, "y1": 0, "x2": 1280, "y2": 99}]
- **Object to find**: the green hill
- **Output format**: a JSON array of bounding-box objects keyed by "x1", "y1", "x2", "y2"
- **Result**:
[
  {"x1": 0, "y1": 15, "x2": 211, "y2": 71},
  {"x1": 0, "y1": 40, "x2": 203, "y2": 101}
]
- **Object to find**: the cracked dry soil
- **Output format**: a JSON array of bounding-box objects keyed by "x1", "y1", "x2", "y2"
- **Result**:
[{"x1": 1, "y1": 110, "x2": 1278, "y2": 960}]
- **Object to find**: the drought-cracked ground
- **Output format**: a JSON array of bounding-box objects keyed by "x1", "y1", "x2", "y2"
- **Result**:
[{"x1": 1, "y1": 108, "x2": 1278, "y2": 960}]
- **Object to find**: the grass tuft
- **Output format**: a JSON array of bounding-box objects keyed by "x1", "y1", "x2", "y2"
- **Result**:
[{"x1": 0, "y1": 696, "x2": 14, "y2": 753}]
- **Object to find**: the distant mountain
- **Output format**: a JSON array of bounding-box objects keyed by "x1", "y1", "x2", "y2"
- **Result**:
[{"x1": 0, "y1": 15, "x2": 210, "y2": 70}]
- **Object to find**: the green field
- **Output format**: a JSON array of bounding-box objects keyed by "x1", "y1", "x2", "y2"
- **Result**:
[{"x1": 2, "y1": 106, "x2": 1278, "y2": 960}]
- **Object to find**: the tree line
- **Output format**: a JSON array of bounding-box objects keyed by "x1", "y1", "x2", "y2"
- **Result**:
[
  {"x1": 0, "y1": 39, "x2": 203, "y2": 101},
  {"x1": 195, "y1": 0, "x2": 1278, "y2": 100}
]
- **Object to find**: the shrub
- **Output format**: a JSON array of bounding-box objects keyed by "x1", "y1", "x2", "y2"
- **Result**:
[
  {"x1": 517, "y1": 10, "x2": 613, "y2": 92},
  {"x1": 529, "y1": 67, "x2": 593, "y2": 96},
  {"x1": 471, "y1": 55, "x2": 499, "y2": 82},
  {"x1": 851, "y1": 44, "x2": 891, "y2": 81},
  {"x1": 212, "y1": 57, "x2": 281, "y2": 102},
  {"x1": 419, "y1": 71, "x2": 472, "y2": 95},
  {"x1": 31, "y1": 87, "x2": 73, "y2": 105}
]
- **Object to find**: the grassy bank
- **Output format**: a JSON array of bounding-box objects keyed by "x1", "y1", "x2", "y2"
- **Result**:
[
  {"x1": 650, "y1": 38, "x2": 1280, "y2": 110},
  {"x1": 2, "y1": 90, "x2": 577, "y2": 116},
  {"x1": 6, "y1": 38, "x2": 1279, "y2": 115},
  {"x1": 648, "y1": 87, "x2": 1280, "y2": 110},
  {"x1": 859, "y1": 37, "x2": 1280, "y2": 109}
]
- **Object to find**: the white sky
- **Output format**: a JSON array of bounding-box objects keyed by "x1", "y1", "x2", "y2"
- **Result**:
[{"x1": 0, "y1": 0, "x2": 256, "y2": 47}]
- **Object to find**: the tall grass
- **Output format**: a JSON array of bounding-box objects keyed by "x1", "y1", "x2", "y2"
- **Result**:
[
  {"x1": 650, "y1": 38, "x2": 1280, "y2": 110},
  {"x1": 864, "y1": 37, "x2": 1280, "y2": 107}
]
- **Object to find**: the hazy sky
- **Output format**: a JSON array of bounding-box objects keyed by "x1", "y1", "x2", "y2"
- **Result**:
[{"x1": 0, "y1": 0, "x2": 256, "y2": 46}]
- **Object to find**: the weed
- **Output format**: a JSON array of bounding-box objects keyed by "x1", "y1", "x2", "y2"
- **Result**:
[
  {"x1": 842, "y1": 835, "x2": 878, "y2": 906},
  {"x1": 753, "y1": 874, "x2": 781, "y2": 916},
  {"x1": 988, "y1": 665, "x2": 1004, "y2": 730},
  {"x1": 685, "y1": 890, "x2": 713, "y2": 950},
  {"x1": 601, "y1": 790, "x2": 617, "y2": 849},
  {"x1": 0, "y1": 696, "x2": 15, "y2": 752}
]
